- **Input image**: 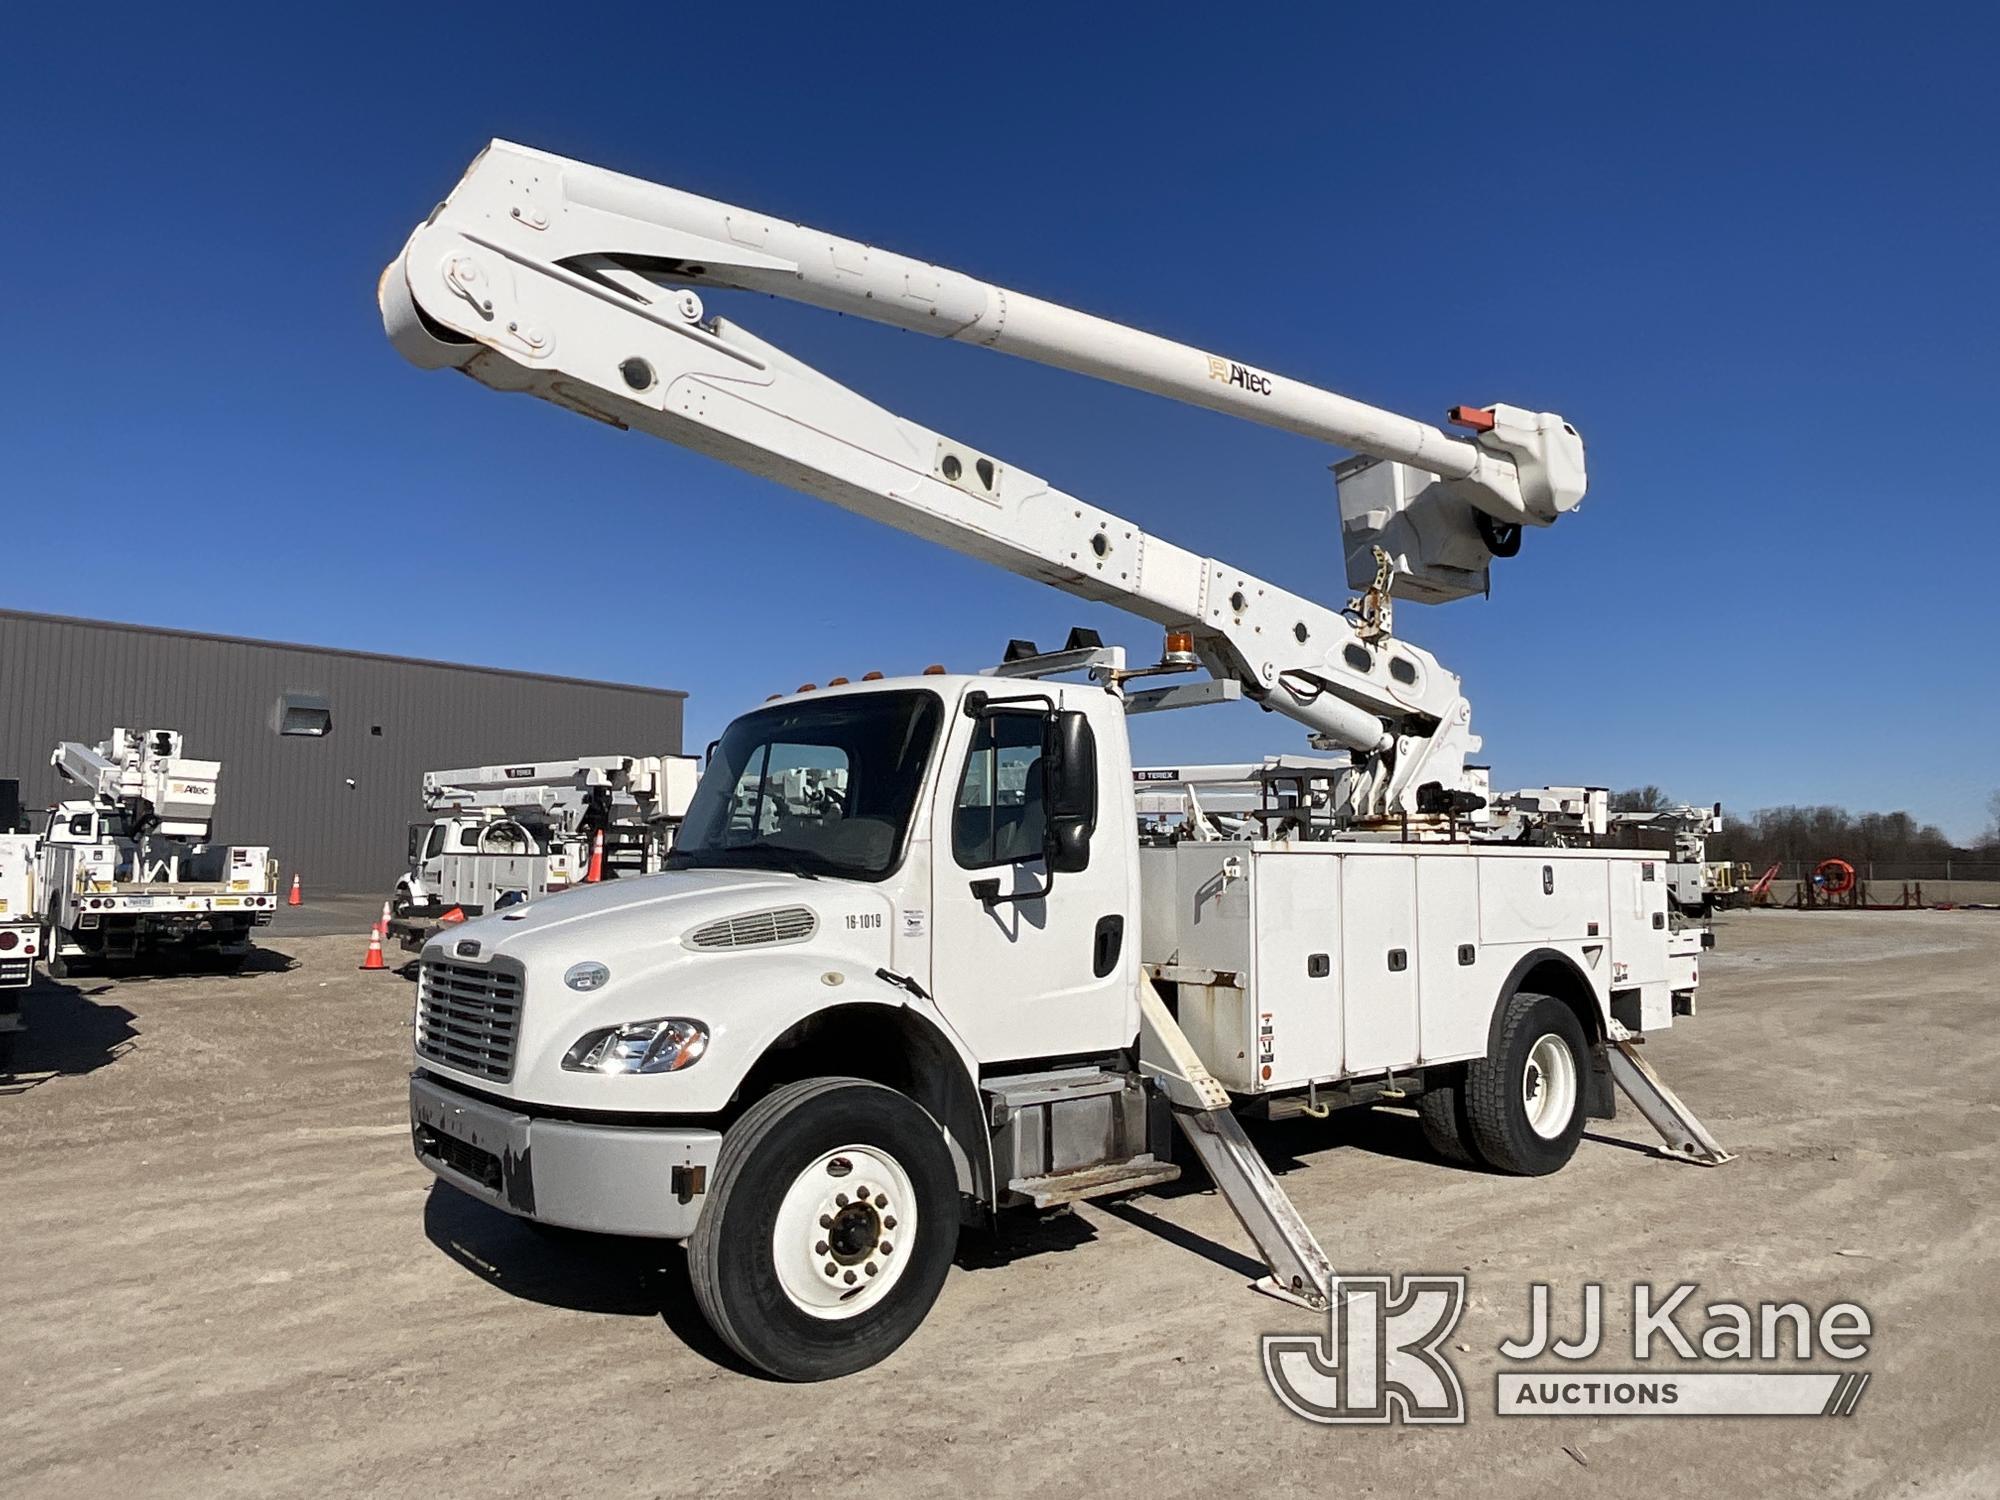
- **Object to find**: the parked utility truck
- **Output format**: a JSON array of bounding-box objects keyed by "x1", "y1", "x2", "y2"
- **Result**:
[
  {"x1": 389, "y1": 754, "x2": 698, "y2": 949},
  {"x1": 382, "y1": 142, "x2": 1730, "y2": 1381},
  {"x1": 0, "y1": 833, "x2": 41, "y2": 1069},
  {"x1": 39, "y1": 729, "x2": 277, "y2": 974},
  {"x1": 1609, "y1": 804, "x2": 1727, "y2": 915}
]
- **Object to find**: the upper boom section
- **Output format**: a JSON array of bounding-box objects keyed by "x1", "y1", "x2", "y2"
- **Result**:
[{"x1": 390, "y1": 141, "x2": 1584, "y2": 528}]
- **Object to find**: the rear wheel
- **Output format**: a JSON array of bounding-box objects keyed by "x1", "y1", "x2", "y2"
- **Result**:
[
  {"x1": 1416, "y1": 1068, "x2": 1481, "y2": 1166},
  {"x1": 1463, "y1": 992, "x2": 1589, "y2": 1175},
  {"x1": 687, "y1": 1077, "x2": 958, "y2": 1380}
]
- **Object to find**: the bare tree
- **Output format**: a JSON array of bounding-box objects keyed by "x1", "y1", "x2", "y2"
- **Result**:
[{"x1": 1610, "y1": 786, "x2": 1667, "y2": 813}]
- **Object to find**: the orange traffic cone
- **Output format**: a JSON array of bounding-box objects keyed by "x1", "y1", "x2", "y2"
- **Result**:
[
  {"x1": 377, "y1": 900, "x2": 392, "y2": 936},
  {"x1": 438, "y1": 906, "x2": 467, "y2": 925},
  {"x1": 359, "y1": 928, "x2": 386, "y2": 970},
  {"x1": 288, "y1": 874, "x2": 303, "y2": 906},
  {"x1": 585, "y1": 829, "x2": 606, "y2": 884}
]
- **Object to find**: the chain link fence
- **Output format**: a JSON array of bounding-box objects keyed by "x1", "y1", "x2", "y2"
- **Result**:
[{"x1": 1728, "y1": 859, "x2": 2000, "y2": 906}]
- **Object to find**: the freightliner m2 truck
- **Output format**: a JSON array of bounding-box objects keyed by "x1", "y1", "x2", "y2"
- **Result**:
[{"x1": 382, "y1": 143, "x2": 1730, "y2": 1380}]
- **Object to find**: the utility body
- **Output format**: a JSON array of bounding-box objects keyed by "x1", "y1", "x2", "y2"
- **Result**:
[
  {"x1": 390, "y1": 753, "x2": 698, "y2": 950},
  {"x1": 0, "y1": 833, "x2": 40, "y2": 1070},
  {"x1": 38, "y1": 729, "x2": 276, "y2": 975},
  {"x1": 383, "y1": 142, "x2": 1730, "y2": 1381}
]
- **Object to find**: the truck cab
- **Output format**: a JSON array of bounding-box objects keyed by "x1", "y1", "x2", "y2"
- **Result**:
[{"x1": 410, "y1": 673, "x2": 1134, "y2": 1371}]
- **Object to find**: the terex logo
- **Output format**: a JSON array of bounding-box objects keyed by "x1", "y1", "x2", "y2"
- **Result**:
[
  {"x1": 1206, "y1": 354, "x2": 1274, "y2": 397},
  {"x1": 1263, "y1": 1274, "x2": 1468, "y2": 1424},
  {"x1": 503, "y1": 767, "x2": 536, "y2": 779}
]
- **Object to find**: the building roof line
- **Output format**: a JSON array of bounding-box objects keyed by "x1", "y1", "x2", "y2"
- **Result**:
[{"x1": 0, "y1": 608, "x2": 687, "y2": 699}]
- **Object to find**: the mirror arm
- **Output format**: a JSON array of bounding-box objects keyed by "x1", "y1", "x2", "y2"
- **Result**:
[{"x1": 970, "y1": 869, "x2": 1055, "y2": 908}]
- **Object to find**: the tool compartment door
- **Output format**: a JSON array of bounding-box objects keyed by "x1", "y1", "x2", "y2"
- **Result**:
[
  {"x1": 1248, "y1": 852, "x2": 1343, "y2": 1089},
  {"x1": 1478, "y1": 853, "x2": 1608, "y2": 944},
  {"x1": 1415, "y1": 854, "x2": 1485, "y2": 1063},
  {"x1": 1341, "y1": 854, "x2": 1418, "y2": 1075},
  {"x1": 1607, "y1": 857, "x2": 1670, "y2": 988}
]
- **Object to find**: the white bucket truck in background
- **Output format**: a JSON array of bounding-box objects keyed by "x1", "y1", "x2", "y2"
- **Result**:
[
  {"x1": 389, "y1": 754, "x2": 698, "y2": 949},
  {"x1": 38, "y1": 728, "x2": 276, "y2": 976}
]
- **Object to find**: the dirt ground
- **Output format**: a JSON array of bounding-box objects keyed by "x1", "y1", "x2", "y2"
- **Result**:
[{"x1": 3, "y1": 909, "x2": 1996, "y2": 1499}]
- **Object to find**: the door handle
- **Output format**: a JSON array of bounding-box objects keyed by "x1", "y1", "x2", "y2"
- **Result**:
[{"x1": 1092, "y1": 914, "x2": 1124, "y2": 978}]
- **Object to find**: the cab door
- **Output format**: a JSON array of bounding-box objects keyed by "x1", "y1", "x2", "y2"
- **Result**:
[{"x1": 926, "y1": 691, "x2": 1134, "y2": 1065}]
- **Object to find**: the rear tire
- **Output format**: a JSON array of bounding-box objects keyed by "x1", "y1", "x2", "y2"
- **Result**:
[
  {"x1": 1416, "y1": 1069, "x2": 1481, "y2": 1166},
  {"x1": 1464, "y1": 992, "x2": 1589, "y2": 1176},
  {"x1": 687, "y1": 1077, "x2": 958, "y2": 1380}
]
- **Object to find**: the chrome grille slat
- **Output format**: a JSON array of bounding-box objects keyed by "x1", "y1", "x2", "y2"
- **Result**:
[
  {"x1": 415, "y1": 956, "x2": 524, "y2": 1081},
  {"x1": 686, "y1": 905, "x2": 817, "y2": 950}
]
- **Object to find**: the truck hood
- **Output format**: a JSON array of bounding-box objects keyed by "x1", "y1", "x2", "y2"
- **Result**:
[
  {"x1": 436, "y1": 867, "x2": 851, "y2": 963},
  {"x1": 415, "y1": 865, "x2": 911, "y2": 1112}
]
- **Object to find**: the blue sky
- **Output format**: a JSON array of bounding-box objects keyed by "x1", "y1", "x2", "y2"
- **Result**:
[{"x1": 5, "y1": 5, "x2": 1995, "y2": 838}]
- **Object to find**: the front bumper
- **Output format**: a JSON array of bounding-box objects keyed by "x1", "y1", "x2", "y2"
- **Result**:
[{"x1": 409, "y1": 1073, "x2": 722, "y2": 1238}]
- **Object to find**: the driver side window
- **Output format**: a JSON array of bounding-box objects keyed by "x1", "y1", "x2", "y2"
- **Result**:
[{"x1": 953, "y1": 713, "x2": 1045, "y2": 869}]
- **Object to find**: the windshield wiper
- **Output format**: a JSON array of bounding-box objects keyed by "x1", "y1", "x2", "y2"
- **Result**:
[{"x1": 666, "y1": 846, "x2": 821, "y2": 880}]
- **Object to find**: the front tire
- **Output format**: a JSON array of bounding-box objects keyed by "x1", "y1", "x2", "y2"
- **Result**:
[
  {"x1": 1463, "y1": 992, "x2": 1589, "y2": 1176},
  {"x1": 687, "y1": 1077, "x2": 958, "y2": 1380}
]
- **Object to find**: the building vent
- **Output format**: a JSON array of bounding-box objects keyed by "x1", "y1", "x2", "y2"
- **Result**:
[
  {"x1": 685, "y1": 906, "x2": 817, "y2": 951},
  {"x1": 275, "y1": 691, "x2": 333, "y2": 737}
]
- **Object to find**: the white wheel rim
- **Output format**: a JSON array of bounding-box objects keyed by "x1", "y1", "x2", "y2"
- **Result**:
[
  {"x1": 1522, "y1": 1033, "x2": 1578, "y2": 1140},
  {"x1": 770, "y1": 1143, "x2": 918, "y2": 1320}
]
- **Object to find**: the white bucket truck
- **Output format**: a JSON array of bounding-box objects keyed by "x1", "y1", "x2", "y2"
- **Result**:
[
  {"x1": 381, "y1": 143, "x2": 1729, "y2": 1380},
  {"x1": 0, "y1": 832, "x2": 41, "y2": 1069},
  {"x1": 389, "y1": 754, "x2": 698, "y2": 949},
  {"x1": 38, "y1": 729, "x2": 277, "y2": 975}
]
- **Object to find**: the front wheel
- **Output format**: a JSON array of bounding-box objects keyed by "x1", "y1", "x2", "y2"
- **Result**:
[
  {"x1": 1463, "y1": 992, "x2": 1589, "y2": 1176},
  {"x1": 686, "y1": 1077, "x2": 959, "y2": 1380}
]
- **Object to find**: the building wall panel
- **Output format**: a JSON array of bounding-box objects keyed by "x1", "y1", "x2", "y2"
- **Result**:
[{"x1": 0, "y1": 611, "x2": 685, "y2": 892}]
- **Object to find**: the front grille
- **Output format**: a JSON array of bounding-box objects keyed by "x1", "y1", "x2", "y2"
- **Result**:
[
  {"x1": 686, "y1": 905, "x2": 817, "y2": 950},
  {"x1": 416, "y1": 958, "x2": 524, "y2": 1081}
]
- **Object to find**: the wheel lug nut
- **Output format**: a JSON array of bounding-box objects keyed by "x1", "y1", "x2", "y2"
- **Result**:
[
  {"x1": 835, "y1": 1193, "x2": 848, "y2": 1207},
  {"x1": 819, "y1": 1214, "x2": 832, "y2": 1228},
  {"x1": 825, "y1": 1262, "x2": 838, "y2": 1277},
  {"x1": 880, "y1": 1241, "x2": 893, "y2": 1255},
  {"x1": 883, "y1": 1217, "x2": 897, "y2": 1230},
  {"x1": 843, "y1": 1270, "x2": 858, "y2": 1285},
  {"x1": 815, "y1": 1240, "x2": 828, "y2": 1255},
  {"x1": 874, "y1": 1194, "x2": 888, "y2": 1208},
  {"x1": 865, "y1": 1263, "x2": 878, "y2": 1277}
]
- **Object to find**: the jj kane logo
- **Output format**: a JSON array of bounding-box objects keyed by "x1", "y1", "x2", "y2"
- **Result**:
[
  {"x1": 1206, "y1": 354, "x2": 1273, "y2": 396},
  {"x1": 1263, "y1": 1275, "x2": 1468, "y2": 1424},
  {"x1": 1263, "y1": 1279, "x2": 1874, "y2": 1425}
]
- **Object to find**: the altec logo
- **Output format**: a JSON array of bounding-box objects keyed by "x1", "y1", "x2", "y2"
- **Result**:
[{"x1": 1206, "y1": 354, "x2": 1273, "y2": 396}]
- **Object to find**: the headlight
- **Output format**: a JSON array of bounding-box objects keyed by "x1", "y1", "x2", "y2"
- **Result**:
[{"x1": 562, "y1": 1017, "x2": 709, "y2": 1074}]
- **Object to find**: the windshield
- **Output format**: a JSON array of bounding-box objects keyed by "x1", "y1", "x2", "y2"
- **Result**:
[{"x1": 672, "y1": 690, "x2": 943, "y2": 881}]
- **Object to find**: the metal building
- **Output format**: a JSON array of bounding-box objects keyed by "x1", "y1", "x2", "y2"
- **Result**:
[{"x1": 0, "y1": 609, "x2": 686, "y2": 892}]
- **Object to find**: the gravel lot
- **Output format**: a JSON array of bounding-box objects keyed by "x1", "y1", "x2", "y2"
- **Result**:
[{"x1": 3, "y1": 909, "x2": 1996, "y2": 1498}]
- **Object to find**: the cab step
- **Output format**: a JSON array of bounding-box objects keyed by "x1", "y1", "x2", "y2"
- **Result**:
[{"x1": 1008, "y1": 1156, "x2": 1181, "y2": 1209}]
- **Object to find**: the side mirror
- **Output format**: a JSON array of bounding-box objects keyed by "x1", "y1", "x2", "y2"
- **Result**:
[
  {"x1": 1045, "y1": 815, "x2": 1090, "y2": 874},
  {"x1": 1042, "y1": 710, "x2": 1095, "y2": 875}
]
